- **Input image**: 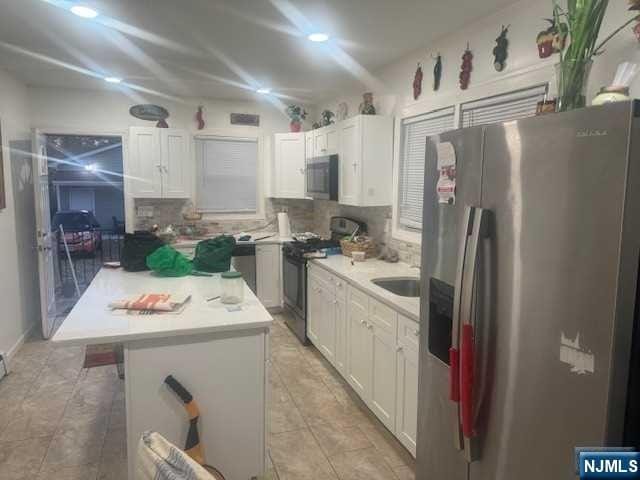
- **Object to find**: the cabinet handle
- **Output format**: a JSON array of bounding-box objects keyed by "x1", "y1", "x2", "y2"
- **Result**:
[
  {"x1": 413, "y1": 330, "x2": 420, "y2": 337},
  {"x1": 333, "y1": 300, "x2": 338, "y2": 305},
  {"x1": 335, "y1": 281, "x2": 342, "y2": 287},
  {"x1": 367, "y1": 322, "x2": 373, "y2": 330},
  {"x1": 396, "y1": 345, "x2": 404, "y2": 353},
  {"x1": 156, "y1": 164, "x2": 163, "y2": 172},
  {"x1": 299, "y1": 168, "x2": 305, "y2": 174},
  {"x1": 359, "y1": 319, "x2": 366, "y2": 325}
]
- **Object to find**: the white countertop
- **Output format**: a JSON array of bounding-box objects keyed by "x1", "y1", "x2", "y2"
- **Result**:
[
  {"x1": 173, "y1": 232, "x2": 292, "y2": 249},
  {"x1": 52, "y1": 268, "x2": 273, "y2": 346},
  {"x1": 310, "y1": 256, "x2": 421, "y2": 322}
]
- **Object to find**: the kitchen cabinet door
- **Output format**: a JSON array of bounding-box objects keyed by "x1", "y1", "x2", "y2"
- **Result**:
[
  {"x1": 370, "y1": 322, "x2": 397, "y2": 431},
  {"x1": 395, "y1": 340, "x2": 419, "y2": 457},
  {"x1": 334, "y1": 298, "x2": 347, "y2": 376},
  {"x1": 128, "y1": 127, "x2": 162, "y2": 197},
  {"x1": 326, "y1": 125, "x2": 339, "y2": 154},
  {"x1": 338, "y1": 117, "x2": 362, "y2": 206},
  {"x1": 307, "y1": 275, "x2": 323, "y2": 346},
  {"x1": 274, "y1": 133, "x2": 306, "y2": 198},
  {"x1": 346, "y1": 286, "x2": 371, "y2": 399},
  {"x1": 317, "y1": 286, "x2": 336, "y2": 364},
  {"x1": 256, "y1": 244, "x2": 281, "y2": 309},
  {"x1": 305, "y1": 131, "x2": 314, "y2": 160},
  {"x1": 161, "y1": 129, "x2": 191, "y2": 198},
  {"x1": 313, "y1": 128, "x2": 328, "y2": 157}
]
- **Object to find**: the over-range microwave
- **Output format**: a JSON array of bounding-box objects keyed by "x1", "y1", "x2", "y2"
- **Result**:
[{"x1": 305, "y1": 154, "x2": 338, "y2": 201}]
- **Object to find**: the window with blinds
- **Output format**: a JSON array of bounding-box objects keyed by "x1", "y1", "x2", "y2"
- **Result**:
[
  {"x1": 460, "y1": 84, "x2": 548, "y2": 128},
  {"x1": 195, "y1": 137, "x2": 259, "y2": 213},
  {"x1": 398, "y1": 106, "x2": 456, "y2": 230}
]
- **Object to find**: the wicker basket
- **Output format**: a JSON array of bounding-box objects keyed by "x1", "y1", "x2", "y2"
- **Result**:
[{"x1": 340, "y1": 238, "x2": 377, "y2": 258}]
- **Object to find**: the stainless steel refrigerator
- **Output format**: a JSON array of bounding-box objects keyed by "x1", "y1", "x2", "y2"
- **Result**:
[{"x1": 417, "y1": 101, "x2": 640, "y2": 479}]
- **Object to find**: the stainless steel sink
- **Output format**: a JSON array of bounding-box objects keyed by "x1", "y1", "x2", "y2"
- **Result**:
[{"x1": 371, "y1": 277, "x2": 421, "y2": 297}]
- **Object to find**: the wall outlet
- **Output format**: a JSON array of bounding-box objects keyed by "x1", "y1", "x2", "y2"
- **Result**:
[{"x1": 137, "y1": 206, "x2": 154, "y2": 218}]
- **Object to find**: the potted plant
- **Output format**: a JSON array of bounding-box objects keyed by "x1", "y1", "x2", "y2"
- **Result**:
[
  {"x1": 285, "y1": 105, "x2": 307, "y2": 132},
  {"x1": 552, "y1": 0, "x2": 639, "y2": 112}
]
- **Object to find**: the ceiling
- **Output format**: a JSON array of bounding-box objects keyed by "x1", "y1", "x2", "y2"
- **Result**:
[{"x1": 0, "y1": 0, "x2": 520, "y2": 104}]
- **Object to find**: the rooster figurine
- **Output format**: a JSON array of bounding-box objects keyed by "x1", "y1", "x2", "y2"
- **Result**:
[
  {"x1": 196, "y1": 106, "x2": 205, "y2": 130},
  {"x1": 459, "y1": 45, "x2": 473, "y2": 90},
  {"x1": 413, "y1": 63, "x2": 423, "y2": 100}
]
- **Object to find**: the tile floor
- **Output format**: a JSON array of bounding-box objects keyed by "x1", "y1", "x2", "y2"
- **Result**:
[{"x1": 0, "y1": 312, "x2": 416, "y2": 480}]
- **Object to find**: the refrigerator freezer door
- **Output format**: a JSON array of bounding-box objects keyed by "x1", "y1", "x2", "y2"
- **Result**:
[
  {"x1": 417, "y1": 127, "x2": 484, "y2": 480},
  {"x1": 471, "y1": 103, "x2": 633, "y2": 480}
]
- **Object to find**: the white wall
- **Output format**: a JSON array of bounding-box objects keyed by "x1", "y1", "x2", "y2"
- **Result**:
[
  {"x1": 317, "y1": 0, "x2": 640, "y2": 248},
  {"x1": 28, "y1": 87, "x2": 312, "y2": 230},
  {"x1": 0, "y1": 68, "x2": 38, "y2": 358},
  {"x1": 320, "y1": 0, "x2": 639, "y2": 119}
]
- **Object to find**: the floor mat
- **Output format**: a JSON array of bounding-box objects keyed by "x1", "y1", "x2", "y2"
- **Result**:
[{"x1": 84, "y1": 343, "x2": 120, "y2": 368}]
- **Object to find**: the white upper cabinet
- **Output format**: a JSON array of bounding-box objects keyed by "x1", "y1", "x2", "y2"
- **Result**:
[
  {"x1": 313, "y1": 124, "x2": 338, "y2": 157},
  {"x1": 305, "y1": 131, "x2": 314, "y2": 160},
  {"x1": 161, "y1": 129, "x2": 191, "y2": 198},
  {"x1": 338, "y1": 115, "x2": 394, "y2": 207},
  {"x1": 128, "y1": 127, "x2": 191, "y2": 198},
  {"x1": 273, "y1": 132, "x2": 306, "y2": 199}
]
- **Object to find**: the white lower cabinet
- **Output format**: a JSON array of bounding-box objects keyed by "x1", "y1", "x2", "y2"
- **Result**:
[
  {"x1": 395, "y1": 315, "x2": 420, "y2": 456},
  {"x1": 306, "y1": 263, "x2": 419, "y2": 457},
  {"x1": 256, "y1": 244, "x2": 282, "y2": 309},
  {"x1": 346, "y1": 286, "x2": 372, "y2": 399}
]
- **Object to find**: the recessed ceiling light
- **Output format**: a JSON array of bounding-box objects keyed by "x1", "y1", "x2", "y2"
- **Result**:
[
  {"x1": 104, "y1": 76, "x2": 122, "y2": 84},
  {"x1": 70, "y1": 5, "x2": 99, "y2": 18},
  {"x1": 307, "y1": 32, "x2": 329, "y2": 43},
  {"x1": 256, "y1": 87, "x2": 271, "y2": 94}
]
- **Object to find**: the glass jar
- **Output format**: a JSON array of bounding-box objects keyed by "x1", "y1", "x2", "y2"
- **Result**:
[{"x1": 220, "y1": 271, "x2": 244, "y2": 304}]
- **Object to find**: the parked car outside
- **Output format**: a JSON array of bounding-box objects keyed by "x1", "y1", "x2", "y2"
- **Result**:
[{"x1": 52, "y1": 210, "x2": 102, "y2": 255}]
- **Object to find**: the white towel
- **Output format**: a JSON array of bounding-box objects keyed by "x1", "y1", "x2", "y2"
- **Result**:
[{"x1": 136, "y1": 431, "x2": 215, "y2": 480}]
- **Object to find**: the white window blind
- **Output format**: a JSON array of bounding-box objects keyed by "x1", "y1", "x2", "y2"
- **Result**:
[
  {"x1": 195, "y1": 137, "x2": 258, "y2": 213},
  {"x1": 460, "y1": 84, "x2": 548, "y2": 128},
  {"x1": 399, "y1": 106, "x2": 456, "y2": 230}
]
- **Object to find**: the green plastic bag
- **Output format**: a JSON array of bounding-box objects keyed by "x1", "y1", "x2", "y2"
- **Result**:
[
  {"x1": 193, "y1": 235, "x2": 236, "y2": 273},
  {"x1": 146, "y1": 245, "x2": 193, "y2": 277}
]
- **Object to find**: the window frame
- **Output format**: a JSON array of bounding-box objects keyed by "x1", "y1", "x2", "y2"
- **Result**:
[
  {"x1": 194, "y1": 128, "x2": 266, "y2": 221},
  {"x1": 391, "y1": 69, "x2": 553, "y2": 245},
  {"x1": 392, "y1": 106, "x2": 456, "y2": 243}
]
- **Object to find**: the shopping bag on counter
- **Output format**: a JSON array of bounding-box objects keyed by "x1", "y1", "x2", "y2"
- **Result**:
[
  {"x1": 121, "y1": 232, "x2": 165, "y2": 272},
  {"x1": 146, "y1": 245, "x2": 193, "y2": 277},
  {"x1": 192, "y1": 235, "x2": 236, "y2": 273}
]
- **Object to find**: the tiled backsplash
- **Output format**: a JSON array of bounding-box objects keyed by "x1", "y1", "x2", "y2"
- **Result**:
[
  {"x1": 133, "y1": 198, "x2": 314, "y2": 235},
  {"x1": 134, "y1": 197, "x2": 420, "y2": 264}
]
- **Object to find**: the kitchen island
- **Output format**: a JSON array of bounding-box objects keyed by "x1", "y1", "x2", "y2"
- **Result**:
[{"x1": 53, "y1": 268, "x2": 272, "y2": 480}]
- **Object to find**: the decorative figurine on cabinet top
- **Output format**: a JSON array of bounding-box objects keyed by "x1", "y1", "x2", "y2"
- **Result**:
[
  {"x1": 536, "y1": 18, "x2": 567, "y2": 58},
  {"x1": 321, "y1": 110, "x2": 335, "y2": 126},
  {"x1": 359, "y1": 92, "x2": 376, "y2": 115}
]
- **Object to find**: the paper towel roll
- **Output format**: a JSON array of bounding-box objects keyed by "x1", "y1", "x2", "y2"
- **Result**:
[{"x1": 277, "y1": 212, "x2": 291, "y2": 237}]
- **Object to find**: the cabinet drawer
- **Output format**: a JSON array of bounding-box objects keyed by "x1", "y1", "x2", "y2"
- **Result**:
[
  {"x1": 398, "y1": 314, "x2": 420, "y2": 353},
  {"x1": 369, "y1": 297, "x2": 397, "y2": 334}
]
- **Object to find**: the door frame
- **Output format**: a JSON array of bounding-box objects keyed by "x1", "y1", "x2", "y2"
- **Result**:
[
  {"x1": 32, "y1": 128, "x2": 128, "y2": 338},
  {"x1": 32, "y1": 127, "x2": 130, "y2": 229}
]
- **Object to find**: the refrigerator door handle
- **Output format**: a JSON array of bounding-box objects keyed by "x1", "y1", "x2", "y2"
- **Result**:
[
  {"x1": 459, "y1": 207, "x2": 489, "y2": 463},
  {"x1": 450, "y1": 206, "x2": 475, "y2": 451}
]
